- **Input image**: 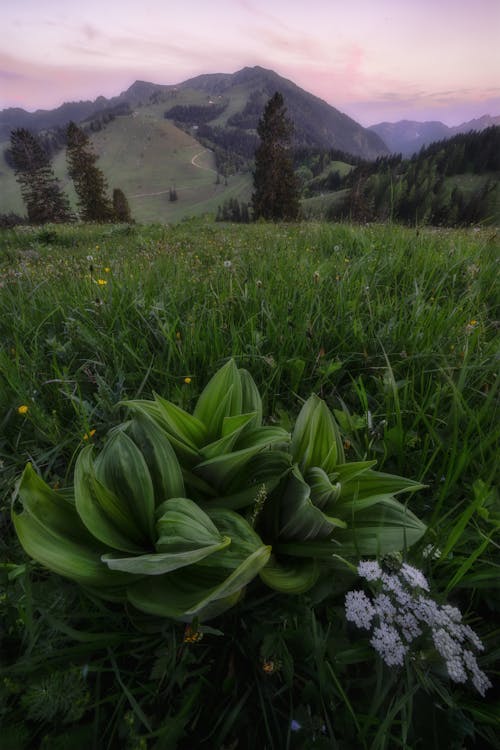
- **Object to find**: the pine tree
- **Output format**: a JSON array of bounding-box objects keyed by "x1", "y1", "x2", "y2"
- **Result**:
[
  {"x1": 252, "y1": 92, "x2": 300, "y2": 221},
  {"x1": 10, "y1": 128, "x2": 73, "y2": 224},
  {"x1": 66, "y1": 122, "x2": 114, "y2": 222},
  {"x1": 112, "y1": 188, "x2": 133, "y2": 222}
]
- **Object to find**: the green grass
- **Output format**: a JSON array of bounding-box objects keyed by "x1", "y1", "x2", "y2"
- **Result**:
[{"x1": 0, "y1": 219, "x2": 499, "y2": 749}]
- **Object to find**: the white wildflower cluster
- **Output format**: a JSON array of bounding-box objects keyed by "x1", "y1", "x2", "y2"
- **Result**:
[{"x1": 344, "y1": 560, "x2": 492, "y2": 696}]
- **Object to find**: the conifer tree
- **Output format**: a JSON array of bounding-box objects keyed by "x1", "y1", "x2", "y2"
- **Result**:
[
  {"x1": 112, "y1": 188, "x2": 133, "y2": 222},
  {"x1": 252, "y1": 92, "x2": 300, "y2": 221},
  {"x1": 66, "y1": 122, "x2": 114, "y2": 222},
  {"x1": 10, "y1": 128, "x2": 73, "y2": 224}
]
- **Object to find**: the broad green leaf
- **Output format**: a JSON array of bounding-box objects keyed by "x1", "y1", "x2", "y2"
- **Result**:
[
  {"x1": 234, "y1": 425, "x2": 290, "y2": 451},
  {"x1": 94, "y1": 431, "x2": 155, "y2": 541},
  {"x1": 122, "y1": 399, "x2": 201, "y2": 466},
  {"x1": 201, "y1": 412, "x2": 257, "y2": 460},
  {"x1": 75, "y1": 447, "x2": 146, "y2": 552},
  {"x1": 13, "y1": 510, "x2": 132, "y2": 587},
  {"x1": 277, "y1": 466, "x2": 341, "y2": 541},
  {"x1": 290, "y1": 395, "x2": 345, "y2": 473},
  {"x1": 15, "y1": 463, "x2": 92, "y2": 544},
  {"x1": 306, "y1": 467, "x2": 341, "y2": 510},
  {"x1": 126, "y1": 415, "x2": 185, "y2": 503},
  {"x1": 12, "y1": 473, "x2": 135, "y2": 588},
  {"x1": 153, "y1": 394, "x2": 208, "y2": 449},
  {"x1": 127, "y1": 545, "x2": 271, "y2": 621},
  {"x1": 101, "y1": 537, "x2": 230, "y2": 575},
  {"x1": 198, "y1": 508, "x2": 264, "y2": 569},
  {"x1": 221, "y1": 412, "x2": 258, "y2": 438},
  {"x1": 328, "y1": 460, "x2": 377, "y2": 483},
  {"x1": 193, "y1": 359, "x2": 242, "y2": 439},
  {"x1": 195, "y1": 444, "x2": 269, "y2": 491},
  {"x1": 239, "y1": 368, "x2": 263, "y2": 424},
  {"x1": 260, "y1": 556, "x2": 319, "y2": 593},
  {"x1": 224, "y1": 449, "x2": 292, "y2": 495},
  {"x1": 337, "y1": 469, "x2": 425, "y2": 502},
  {"x1": 155, "y1": 497, "x2": 225, "y2": 551},
  {"x1": 333, "y1": 497, "x2": 426, "y2": 555}
]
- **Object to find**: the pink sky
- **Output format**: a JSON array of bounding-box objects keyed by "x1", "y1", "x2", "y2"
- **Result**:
[{"x1": 2, "y1": 0, "x2": 499, "y2": 125}]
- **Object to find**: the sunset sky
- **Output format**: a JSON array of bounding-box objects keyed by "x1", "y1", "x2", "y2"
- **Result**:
[{"x1": 2, "y1": 0, "x2": 499, "y2": 125}]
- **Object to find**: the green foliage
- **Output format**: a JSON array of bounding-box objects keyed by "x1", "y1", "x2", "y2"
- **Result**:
[
  {"x1": 252, "y1": 92, "x2": 300, "y2": 221},
  {"x1": 9, "y1": 128, "x2": 73, "y2": 224},
  {"x1": 1, "y1": 220, "x2": 498, "y2": 748},
  {"x1": 112, "y1": 188, "x2": 133, "y2": 223},
  {"x1": 13, "y1": 359, "x2": 425, "y2": 623},
  {"x1": 66, "y1": 122, "x2": 115, "y2": 222}
]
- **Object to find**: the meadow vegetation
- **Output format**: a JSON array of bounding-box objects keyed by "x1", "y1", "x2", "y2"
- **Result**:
[{"x1": 0, "y1": 219, "x2": 498, "y2": 749}]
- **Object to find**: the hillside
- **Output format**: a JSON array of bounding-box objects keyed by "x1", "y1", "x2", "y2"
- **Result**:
[{"x1": 0, "y1": 66, "x2": 389, "y2": 222}]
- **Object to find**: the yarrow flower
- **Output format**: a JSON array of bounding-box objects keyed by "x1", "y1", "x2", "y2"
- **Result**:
[{"x1": 344, "y1": 559, "x2": 492, "y2": 696}]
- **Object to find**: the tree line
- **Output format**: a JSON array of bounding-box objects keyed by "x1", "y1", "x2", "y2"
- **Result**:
[{"x1": 7, "y1": 123, "x2": 132, "y2": 225}]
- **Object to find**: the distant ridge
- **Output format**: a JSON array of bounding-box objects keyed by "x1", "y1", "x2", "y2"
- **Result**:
[
  {"x1": 0, "y1": 66, "x2": 387, "y2": 159},
  {"x1": 369, "y1": 114, "x2": 500, "y2": 156}
]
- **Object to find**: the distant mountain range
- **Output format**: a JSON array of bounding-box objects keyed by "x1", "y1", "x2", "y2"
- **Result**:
[{"x1": 369, "y1": 115, "x2": 500, "y2": 156}]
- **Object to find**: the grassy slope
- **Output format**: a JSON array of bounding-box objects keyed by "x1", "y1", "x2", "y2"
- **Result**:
[{"x1": 0, "y1": 113, "x2": 252, "y2": 223}]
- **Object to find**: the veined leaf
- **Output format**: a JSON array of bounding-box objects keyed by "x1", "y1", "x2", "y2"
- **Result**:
[
  {"x1": 121, "y1": 399, "x2": 201, "y2": 466},
  {"x1": 153, "y1": 394, "x2": 208, "y2": 449},
  {"x1": 127, "y1": 545, "x2": 271, "y2": 621},
  {"x1": 259, "y1": 556, "x2": 319, "y2": 593},
  {"x1": 155, "y1": 497, "x2": 225, "y2": 550},
  {"x1": 15, "y1": 463, "x2": 93, "y2": 544},
  {"x1": 234, "y1": 425, "x2": 290, "y2": 451},
  {"x1": 126, "y1": 415, "x2": 185, "y2": 504},
  {"x1": 198, "y1": 508, "x2": 264, "y2": 569},
  {"x1": 75, "y1": 447, "x2": 146, "y2": 552},
  {"x1": 291, "y1": 395, "x2": 345, "y2": 473},
  {"x1": 201, "y1": 412, "x2": 257, "y2": 460},
  {"x1": 328, "y1": 460, "x2": 377, "y2": 483},
  {"x1": 193, "y1": 359, "x2": 243, "y2": 439},
  {"x1": 337, "y1": 469, "x2": 425, "y2": 502},
  {"x1": 277, "y1": 466, "x2": 340, "y2": 541},
  {"x1": 195, "y1": 443, "x2": 268, "y2": 491},
  {"x1": 333, "y1": 497, "x2": 426, "y2": 555},
  {"x1": 13, "y1": 507, "x2": 134, "y2": 588},
  {"x1": 306, "y1": 467, "x2": 341, "y2": 510},
  {"x1": 239, "y1": 368, "x2": 263, "y2": 424},
  {"x1": 94, "y1": 431, "x2": 155, "y2": 541},
  {"x1": 102, "y1": 536, "x2": 231, "y2": 575}
]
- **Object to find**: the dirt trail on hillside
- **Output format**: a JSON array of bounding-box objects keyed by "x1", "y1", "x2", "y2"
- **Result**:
[{"x1": 131, "y1": 149, "x2": 216, "y2": 198}]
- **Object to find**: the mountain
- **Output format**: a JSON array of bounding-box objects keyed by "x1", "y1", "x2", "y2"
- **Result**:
[
  {"x1": 0, "y1": 66, "x2": 387, "y2": 160},
  {"x1": 0, "y1": 66, "x2": 390, "y2": 222},
  {"x1": 369, "y1": 114, "x2": 500, "y2": 156}
]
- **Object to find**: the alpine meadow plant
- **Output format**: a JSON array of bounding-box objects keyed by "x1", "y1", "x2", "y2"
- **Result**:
[
  {"x1": 345, "y1": 558, "x2": 492, "y2": 696},
  {"x1": 13, "y1": 359, "x2": 427, "y2": 623}
]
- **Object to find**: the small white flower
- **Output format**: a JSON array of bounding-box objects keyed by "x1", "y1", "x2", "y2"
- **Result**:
[
  {"x1": 400, "y1": 563, "x2": 430, "y2": 591},
  {"x1": 370, "y1": 624, "x2": 407, "y2": 667},
  {"x1": 345, "y1": 590, "x2": 375, "y2": 629},
  {"x1": 358, "y1": 560, "x2": 382, "y2": 581},
  {"x1": 223, "y1": 260, "x2": 232, "y2": 269}
]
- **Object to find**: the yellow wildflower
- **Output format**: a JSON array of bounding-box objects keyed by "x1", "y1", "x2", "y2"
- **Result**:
[
  {"x1": 183, "y1": 625, "x2": 203, "y2": 644},
  {"x1": 83, "y1": 429, "x2": 96, "y2": 441},
  {"x1": 17, "y1": 404, "x2": 29, "y2": 415},
  {"x1": 184, "y1": 377, "x2": 192, "y2": 384},
  {"x1": 97, "y1": 279, "x2": 107, "y2": 286},
  {"x1": 104, "y1": 267, "x2": 111, "y2": 273}
]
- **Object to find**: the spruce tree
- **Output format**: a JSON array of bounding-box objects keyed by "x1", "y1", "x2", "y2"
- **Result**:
[
  {"x1": 112, "y1": 188, "x2": 133, "y2": 222},
  {"x1": 66, "y1": 122, "x2": 114, "y2": 222},
  {"x1": 252, "y1": 92, "x2": 300, "y2": 221},
  {"x1": 10, "y1": 128, "x2": 73, "y2": 224}
]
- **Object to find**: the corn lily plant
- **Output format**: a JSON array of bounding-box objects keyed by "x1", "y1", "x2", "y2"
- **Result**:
[{"x1": 13, "y1": 360, "x2": 426, "y2": 622}]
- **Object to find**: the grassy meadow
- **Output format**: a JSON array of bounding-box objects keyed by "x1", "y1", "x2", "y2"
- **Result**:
[{"x1": 0, "y1": 219, "x2": 499, "y2": 749}]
